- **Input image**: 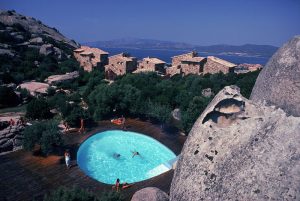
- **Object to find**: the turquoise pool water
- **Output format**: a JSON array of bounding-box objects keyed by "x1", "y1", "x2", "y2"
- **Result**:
[{"x1": 77, "y1": 130, "x2": 176, "y2": 184}]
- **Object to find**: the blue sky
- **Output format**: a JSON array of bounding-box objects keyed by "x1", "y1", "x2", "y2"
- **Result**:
[{"x1": 1, "y1": 0, "x2": 300, "y2": 46}]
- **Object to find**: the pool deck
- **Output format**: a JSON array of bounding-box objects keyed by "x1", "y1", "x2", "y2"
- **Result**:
[{"x1": 0, "y1": 118, "x2": 186, "y2": 201}]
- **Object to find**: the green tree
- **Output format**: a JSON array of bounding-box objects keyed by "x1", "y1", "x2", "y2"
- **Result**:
[
  {"x1": 44, "y1": 186, "x2": 100, "y2": 201},
  {"x1": 146, "y1": 100, "x2": 172, "y2": 124},
  {"x1": 26, "y1": 98, "x2": 52, "y2": 119},
  {"x1": 46, "y1": 87, "x2": 56, "y2": 96},
  {"x1": 181, "y1": 96, "x2": 211, "y2": 133},
  {"x1": 23, "y1": 121, "x2": 63, "y2": 155},
  {"x1": 0, "y1": 86, "x2": 20, "y2": 108}
]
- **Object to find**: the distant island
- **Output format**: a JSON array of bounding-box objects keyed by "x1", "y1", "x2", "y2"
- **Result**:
[{"x1": 83, "y1": 38, "x2": 278, "y2": 59}]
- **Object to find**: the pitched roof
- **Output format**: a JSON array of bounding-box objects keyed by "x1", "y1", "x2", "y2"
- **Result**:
[
  {"x1": 144, "y1": 57, "x2": 166, "y2": 64},
  {"x1": 73, "y1": 48, "x2": 85, "y2": 53},
  {"x1": 109, "y1": 53, "x2": 136, "y2": 62},
  {"x1": 207, "y1": 56, "x2": 236, "y2": 67},
  {"x1": 172, "y1": 51, "x2": 198, "y2": 58},
  {"x1": 80, "y1": 51, "x2": 93, "y2": 56},
  {"x1": 181, "y1": 56, "x2": 205, "y2": 63},
  {"x1": 74, "y1": 46, "x2": 108, "y2": 54}
]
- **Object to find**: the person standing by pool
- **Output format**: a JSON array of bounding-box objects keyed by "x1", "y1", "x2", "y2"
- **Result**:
[
  {"x1": 64, "y1": 150, "x2": 71, "y2": 169},
  {"x1": 121, "y1": 115, "x2": 126, "y2": 130},
  {"x1": 79, "y1": 118, "x2": 85, "y2": 133}
]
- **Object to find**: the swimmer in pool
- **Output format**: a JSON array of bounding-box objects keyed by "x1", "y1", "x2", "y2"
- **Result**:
[
  {"x1": 113, "y1": 153, "x2": 121, "y2": 158},
  {"x1": 131, "y1": 151, "x2": 140, "y2": 158}
]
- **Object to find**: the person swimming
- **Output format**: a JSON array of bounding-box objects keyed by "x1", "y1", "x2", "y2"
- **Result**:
[
  {"x1": 113, "y1": 153, "x2": 121, "y2": 158},
  {"x1": 131, "y1": 151, "x2": 140, "y2": 158}
]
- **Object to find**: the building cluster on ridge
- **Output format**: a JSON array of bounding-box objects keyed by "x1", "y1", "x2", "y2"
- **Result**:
[{"x1": 73, "y1": 46, "x2": 258, "y2": 80}]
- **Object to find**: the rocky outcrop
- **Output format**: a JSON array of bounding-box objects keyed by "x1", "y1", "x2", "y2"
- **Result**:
[
  {"x1": 18, "y1": 81, "x2": 49, "y2": 96},
  {"x1": 250, "y1": 35, "x2": 300, "y2": 117},
  {"x1": 45, "y1": 71, "x2": 79, "y2": 84},
  {"x1": 170, "y1": 86, "x2": 300, "y2": 200},
  {"x1": 131, "y1": 187, "x2": 169, "y2": 201},
  {"x1": 0, "y1": 124, "x2": 24, "y2": 154},
  {"x1": 39, "y1": 44, "x2": 64, "y2": 59},
  {"x1": 0, "y1": 10, "x2": 78, "y2": 48},
  {"x1": 201, "y1": 88, "x2": 214, "y2": 98}
]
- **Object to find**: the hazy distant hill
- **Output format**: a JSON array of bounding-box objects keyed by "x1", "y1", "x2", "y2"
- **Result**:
[{"x1": 84, "y1": 38, "x2": 278, "y2": 58}]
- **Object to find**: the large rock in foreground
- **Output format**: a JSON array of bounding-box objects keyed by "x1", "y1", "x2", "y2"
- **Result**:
[
  {"x1": 170, "y1": 86, "x2": 300, "y2": 200},
  {"x1": 250, "y1": 35, "x2": 300, "y2": 117},
  {"x1": 131, "y1": 187, "x2": 169, "y2": 201}
]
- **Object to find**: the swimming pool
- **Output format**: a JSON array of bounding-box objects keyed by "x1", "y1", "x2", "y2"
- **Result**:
[{"x1": 77, "y1": 130, "x2": 177, "y2": 184}]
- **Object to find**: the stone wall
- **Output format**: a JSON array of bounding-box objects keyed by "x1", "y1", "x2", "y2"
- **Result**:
[
  {"x1": 166, "y1": 66, "x2": 181, "y2": 77},
  {"x1": 181, "y1": 63, "x2": 200, "y2": 75},
  {"x1": 105, "y1": 55, "x2": 137, "y2": 79},
  {"x1": 137, "y1": 61, "x2": 165, "y2": 73}
]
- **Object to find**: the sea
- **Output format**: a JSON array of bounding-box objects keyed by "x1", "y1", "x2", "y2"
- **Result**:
[{"x1": 104, "y1": 48, "x2": 270, "y2": 65}]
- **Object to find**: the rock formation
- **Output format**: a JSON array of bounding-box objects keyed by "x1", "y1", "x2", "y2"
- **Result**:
[
  {"x1": 251, "y1": 35, "x2": 300, "y2": 117},
  {"x1": 18, "y1": 81, "x2": 49, "y2": 96},
  {"x1": 0, "y1": 119, "x2": 24, "y2": 153},
  {"x1": 45, "y1": 71, "x2": 79, "y2": 84},
  {"x1": 170, "y1": 85, "x2": 300, "y2": 200},
  {"x1": 131, "y1": 187, "x2": 169, "y2": 201},
  {"x1": 0, "y1": 10, "x2": 78, "y2": 48}
]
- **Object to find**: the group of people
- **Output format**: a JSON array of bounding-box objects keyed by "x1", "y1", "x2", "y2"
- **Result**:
[{"x1": 112, "y1": 178, "x2": 132, "y2": 192}]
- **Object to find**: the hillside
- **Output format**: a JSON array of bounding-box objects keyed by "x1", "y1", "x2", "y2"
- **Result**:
[
  {"x1": 84, "y1": 38, "x2": 278, "y2": 58},
  {"x1": 0, "y1": 10, "x2": 81, "y2": 85}
]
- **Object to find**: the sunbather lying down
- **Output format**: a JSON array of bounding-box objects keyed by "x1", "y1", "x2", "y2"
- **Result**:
[{"x1": 112, "y1": 178, "x2": 133, "y2": 191}]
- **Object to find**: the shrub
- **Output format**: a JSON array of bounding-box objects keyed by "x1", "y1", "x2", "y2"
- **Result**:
[
  {"x1": 0, "y1": 86, "x2": 19, "y2": 108},
  {"x1": 44, "y1": 186, "x2": 99, "y2": 201},
  {"x1": 23, "y1": 120, "x2": 63, "y2": 155},
  {"x1": 26, "y1": 98, "x2": 52, "y2": 120},
  {"x1": 46, "y1": 87, "x2": 56, "y2": 96}
]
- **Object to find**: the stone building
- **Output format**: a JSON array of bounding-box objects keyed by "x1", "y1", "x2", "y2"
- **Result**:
[
  {"x1": 134, "y1": 57, "x2": 166, "y2": 74},
  {"x1": 181, "y1": 56, "x2": 206, "y2": 76},
  {"x1": 105, "y1": 53, "x2": 137, "y2": 80},
  {"x1": 235, "y1": 63, "x2": 263, "y2": 74},
  {"x1": 166, "y1": 52, "x2": 236, "y2": 77},
  {"x1": 203, "y1": 56, "x2": 236, "y2": 74},
  {"x1": 166, "y1": 52, "x2": 205, "y2": 76},
  {"x1": 73, "y1": 46, "x2": 108, "y2": 72}
]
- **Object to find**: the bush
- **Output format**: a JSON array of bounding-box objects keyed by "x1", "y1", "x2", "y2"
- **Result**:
[
  {"x1": 46, "y1": 87, "x2": 56, "y2": 96},
  {"x1": 44, "y1": 186, "x2": 99, "y2": 201},
  {"x1": 0, "y1": 86, "x2": 19, "y2": 108},
  {"x1": 43, "y1": 186, "x2": 125, "y2": 201},
  {"x1": 26, "y1": 98, "x2": 52, "y2": 120},
  {"x1": 100, "y1": 191, "x2": 125, "y2": 201},
  {"x1": 23, "y1": 120, "x2": 63, "y2": 155}
]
